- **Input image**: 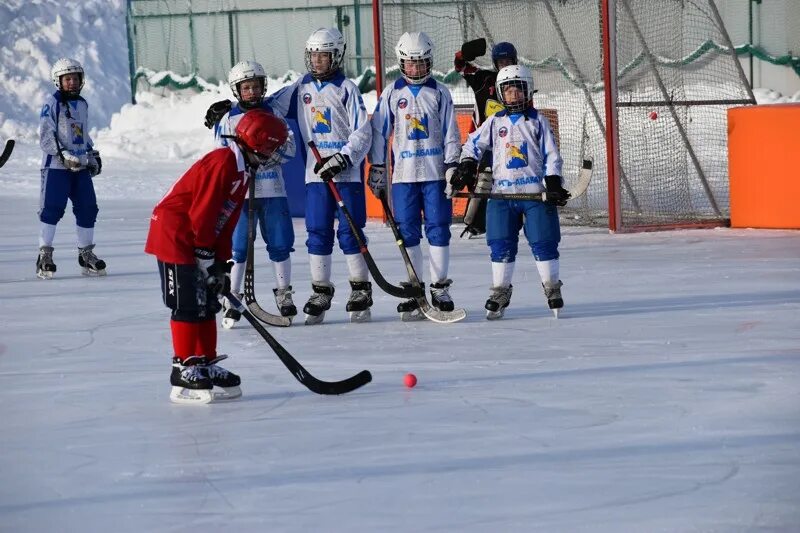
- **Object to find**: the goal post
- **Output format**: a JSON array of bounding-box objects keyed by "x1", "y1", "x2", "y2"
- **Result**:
[{"x1": 372, "y1": 0, "x2": 756, "y2": 232}]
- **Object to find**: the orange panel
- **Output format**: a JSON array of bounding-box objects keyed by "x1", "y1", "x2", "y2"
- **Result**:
[{"x1": 728, "y1": 104, "x2": 800, "y2": 229}]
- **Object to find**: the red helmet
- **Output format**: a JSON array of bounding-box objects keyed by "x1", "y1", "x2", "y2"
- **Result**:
[{"x1": 234, "y1": 109, "x2": 289, "y2": 167}]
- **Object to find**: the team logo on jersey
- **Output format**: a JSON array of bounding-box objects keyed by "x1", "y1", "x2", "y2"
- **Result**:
[
  {"x1": 406, "y1": 113, "x2": 429, "y2": 140},
  {"x1": 498, "y1": 126, "x2": 508, "y2": 138},
  {"x1": 505, "y1": 141, "x2": 528, "y2": 169},
  {"x1": 70, "y1": 122, "x2": 85, "y2": 145},
  {"x1": 485, "y1": 99, "x2": 505, "y2": 118},
  {"x1": 311, "y1": 106, "x2": 332, "y2": 133},
  {"x1": 397, "y1": 98, "x2": 408, "y2": 110},
  {"x1": 303, "y1": 93, "x2": 312, "y2": 105}
]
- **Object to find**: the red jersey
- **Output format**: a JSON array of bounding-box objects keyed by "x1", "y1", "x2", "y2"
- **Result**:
[{"x1": 145, "y1": 145, "x2": 250, "y2": 264}]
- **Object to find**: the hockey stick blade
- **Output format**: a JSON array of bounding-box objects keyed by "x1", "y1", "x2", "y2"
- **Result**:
[
  {"x1": 453, "y1": 157, "x2": 594, "y2": 203},
  {"x1": 0, "y1": 139, "x2": 15, "y2": 168},
  {"x1": 225, "y1": 291, "x2": 372, "y2": 395},
  {"x1": 378, "y1": 193, "x2": 466, "y2": 324},
  {"x1": 307, "y1": 141, "x2": 421, "y2": 299}
]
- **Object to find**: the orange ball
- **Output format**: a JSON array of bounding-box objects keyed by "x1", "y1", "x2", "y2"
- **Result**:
[{"x1": 403, "y1": 373, "x2": 417, "y2": 388}]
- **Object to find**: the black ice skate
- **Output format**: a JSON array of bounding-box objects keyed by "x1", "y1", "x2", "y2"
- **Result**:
[
  {"x1": 345, "y1": 280, "x2": 373, "y2": 323},
  {"x1": 78, "y1": 244, "x2": 107, "y2": 276},
  {"x1": 430, "y1": 279, "x2": 455, "y2": 312},
  {"x1": 221, "y1": 293, "x2": 242, "y2": 329},
  {"x1": 543, "y1": 280, "x2": 564, "y2": 318},
  {"x1": 485, "y1": 285, "x2": 513, "y2": 320},
  {"x1": 397, "y1": 282, "x2": 424, "y2": 321},
  {"x1": 273, "y1": 286, "x2": 298, "y2": 318},
  {"x1": 170, "y1": 356, "x2": 213, "y2": 405},
  {"x1": 36, "y1": 245, "x2": 57, "y2": 279},
  {"x1": 203, "y1": 354, "x2": 241, "y2": 400},
  {"x1": 303, "y1": 282, "x2": 334, "y2": 325}
]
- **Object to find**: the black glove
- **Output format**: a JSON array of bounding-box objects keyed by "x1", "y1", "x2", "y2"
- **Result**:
[
  {"x1": 461, "y1": 38, "x2": 487, "y2": 62},
  {"x1": 544, "y1": 175, "x2": 570, "y2": 207},
  {"x1": 87, "y1": 149, "x2": 102, "y2": 177},
  {"x1": 204, "y1": 99, "x2": 233, "y2": 129},
  {"x1": 313, "y1": 152, "x2": 351, "y2": 182},
  {"x1": 194, "y1": 247, "x2": 230, "y2": 296},
  {"x1": 450, "y1": 158, "x2": 479, "y2": 192}
]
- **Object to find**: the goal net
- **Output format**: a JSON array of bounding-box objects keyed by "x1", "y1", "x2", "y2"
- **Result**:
[{"x1": 373, "y1": 0, "x2": 755, "y2": 230}]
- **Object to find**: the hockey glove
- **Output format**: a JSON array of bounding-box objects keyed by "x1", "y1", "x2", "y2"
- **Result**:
[
  {"x1": 450, "y1": 158, "x2": 479, "y2": 193},
  {"x1": 367, "y1": 164, "x2": 386, "y2": 198},
  {"x1": 461, "y1": 38, "x2": 487, "y2": 62},
  {"x1": 204, "y1": 99, "x2": 233, "y2": 129},
  {"x1": 444, "y1": 166, "x2": 457, "y2": 198},
  {"x1": 314, "y1": 152, "x2": 351, "y2": 182},
  {"x1": 87, "y1": 149, "x2": 102, "y2": 177},
  {"x1": 544, "y1": 175, "x2": 570, "y2": 207},
  {"x1": 59, "y1": 151, "x2": 87, "y2": 171},
  {"x1": 194, "y1": 247, "x2": 230, "y2": 296}
]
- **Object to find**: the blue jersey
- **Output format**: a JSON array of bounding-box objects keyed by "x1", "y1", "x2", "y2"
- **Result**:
[
  {"x1": 39, "y1": 91, "x2": 93, "y2": 170},
  {"x1": 461, "y1": 108, "x2": 562, "y2": 195},
  {"x1": 267, "y1": 72, "x2": 371, "y2": 184}
]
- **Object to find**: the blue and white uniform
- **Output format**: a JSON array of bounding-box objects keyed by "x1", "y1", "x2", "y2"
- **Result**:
[
  {"x1": 267, "y1": 72, "x2": 371, "y2": 261},
  {"x1": 214, "y1": 102, "x2": 296, "y2": 266},
  {"x1": 369, "y1": 77, "x2": 460, "y2": 284},
  {"x1": 38, "y1": 91, "x2": 98, "y2": 239},
  {"x1": 461, "y1": 108, "x2": 563, "y2": 264}
]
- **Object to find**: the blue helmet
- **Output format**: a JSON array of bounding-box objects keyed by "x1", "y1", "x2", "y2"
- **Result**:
[{"x1": 491, "y1": 42, "x2": 518, "y2": 70}]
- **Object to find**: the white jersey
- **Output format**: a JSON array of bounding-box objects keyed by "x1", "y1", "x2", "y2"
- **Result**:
[
  {"x1": 214, "y1": 102, "x2": 295, "y2": 198},
  {"x1": 461, "y1": 108, "x2": 563, "y2": 195},
  {"x1": 267, "y1": 72, "x2": 370, "y2": 184},
  {"x1": 369, "y1": 78, "x2": 460, "y2": 183},
  {"x1": 39, "y1": 92, "x2": 93, "y2": 170}
]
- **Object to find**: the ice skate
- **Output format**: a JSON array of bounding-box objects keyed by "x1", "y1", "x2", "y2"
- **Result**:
[
  {"x1": 273, "y1": 286, "x2": 298, "y2": 318},
  {"x1": 170, "y1": 356, "x2": 213, "y2": 405},
  {"x1": 221, "y1": 293, "x2": 242, "y2": 329},
  {"x1": 485, "y1": 285, "x2": 513, "y2": 320},
  {"x1": 204, "y1": 354, "x2": 241, "y2": 400},
  {"x1": 303, "y1": 282, "x2": 334, "y2": 325},
  {"x1": 78, "y1": 244, "x2": 107, "y2": 276},
  {"x1": 430, "y1": 279, "x2": 455, "y2": 312},
  {"x1": 36, "y1": 246, "x2": 57, "y2": 279},
  {"x1": 396, "y1": 282, "x2": 423, "y2": 321},
  {"x1": 543, "y1": 280, "x2": 564, "y2": 318},
  {"x1": 346, "y1": 280, "x2": 373, "y2": 323}
]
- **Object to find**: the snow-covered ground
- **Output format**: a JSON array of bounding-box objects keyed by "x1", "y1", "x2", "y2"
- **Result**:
[{"x1": 1, "y1": 1, "x2": 800, "y2": 531}]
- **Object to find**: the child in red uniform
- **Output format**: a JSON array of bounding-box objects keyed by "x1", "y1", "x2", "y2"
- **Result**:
[{"x1": 145, "y1": 109, "x2": 289, "y2": 404}]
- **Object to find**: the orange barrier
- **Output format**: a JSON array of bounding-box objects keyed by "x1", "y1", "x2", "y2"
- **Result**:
[{"x1": 728, "y1": 103, "x2": 800, "y2": 229}]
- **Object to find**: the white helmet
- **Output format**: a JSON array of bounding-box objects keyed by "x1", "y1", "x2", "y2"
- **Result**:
[
  {"x1": 395, "y1": 32, "x2": 434, "y2": 85},
  {"x1": 495, "y1": 65, "x2": 535, "y2": 113},
  {"x1": 228, "y1": 60, "x2": 267, "y2": 107},
  {"x1": 304, "y1": 28, "x2": 346, "y2": 80},
  {"x1": 51, "y1": 58, "x2": 84, "y2": 95}
]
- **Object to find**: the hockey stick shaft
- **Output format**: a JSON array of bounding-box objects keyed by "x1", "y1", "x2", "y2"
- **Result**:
[
  {"x1": 0, "y1": 139, "x2": 15, "y2": 168},
  {"x1": 224, "y1": 291, "x2": 372, "y2": 395},
  {"x1": 307, "y1": 141, "x2": 421, "y2": 299}
]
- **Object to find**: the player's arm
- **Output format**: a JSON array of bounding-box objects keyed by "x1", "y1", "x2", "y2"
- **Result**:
[
  {"x1": 368, "y1": 86, "x2": 393, "y2": 166},
  {"x1": 38, "y1": 99, "x2": 60, "y2": 156},
  {"x1": 338, "y1": 85, "x2": 372, "y2": 167},
  {"x1": 439, "y1": 87, "x2": 461, "y2": 167}
]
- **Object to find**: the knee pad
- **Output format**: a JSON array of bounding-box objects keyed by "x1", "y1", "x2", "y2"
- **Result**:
[
  {"x1": 266, "y1": 247, "x2": 291, "y2": 263},
  {"x1": 425, "y1": 224, "x2": 451, "y2": 247},
  {"x1": 489, "y1": 239, "x2": 518, "y2": 263}
]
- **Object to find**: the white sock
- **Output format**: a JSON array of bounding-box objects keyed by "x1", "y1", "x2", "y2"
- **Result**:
[
  {"x1": 76, "y1": 226, "x2": 94, "y2": 248},
  {"x1": 492, "y1": 261, "x2": 515, "y2": 288},
  {"x1": 345, "y1": 253, "x2": 369, "y2": 282},
  {"x1": 309, "y1": 254, "x2": 332, "y2": 284},
  {"x1": 429, "y1": 245, "x2": 450, "y2": 283},
  {"x1": 407, "y1": 245, "x2": 424, "y2": 284},
  {"x1": 272, "y1": 258, "x2": 291, "y2": 289},
  {"x1": 535, "y1": 259, "x2": 559, "y2": 284},
  {"x1": 39, "y1": 223, "x2": 57, "y2": 248},
  {"x1": 230, "y1": 261, "x2": 245, "y2": 294}
]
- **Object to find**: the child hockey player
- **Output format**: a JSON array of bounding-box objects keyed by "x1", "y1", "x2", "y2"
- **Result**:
[
  {"x1": 37, "y1": 58, "x2": 105, "y2": 279},
  {"x1": 213, "y1": 60, "x2": 297, "y2": 328},
  {"x1": 368, "y1": 31, "x2": 461, "y2": 320},
  {"x1": 266, "y1": 27, "x2": 373, "y2": 325},
  {"x1": 453, "y1": 40, "x2": 519, "y2": 237},
  {"x1": 449, "y1": 65, "x2": 570, "y2": 319},
  {"x1": 145, "y1": 110, "x2": 289, "y2": 404}
]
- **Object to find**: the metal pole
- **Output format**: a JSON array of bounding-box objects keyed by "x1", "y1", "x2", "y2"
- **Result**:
[
  {"x1": 601, "y1": 0, "x2": 622, "y2": 231},
  {"x1": 125, "y1": 0, "x2": 138, "y2": 104}
]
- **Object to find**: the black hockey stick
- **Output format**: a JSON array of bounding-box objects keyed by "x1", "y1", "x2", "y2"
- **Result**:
[
  {"x1": 243, "y1": 175, "x2": 292, "y2": 327},
  {"x1": 378, "y1": 191, "x2": 466, "y2": 323},
  {"x1": 0, "y1": 139, "x2": 15, "y2": 168},
  {"x1": 453, "y1": 157, "x2": 594, "y2": 202},
  {"x1": 224, "y1": 291, "x2": 372, "y2": 395},
  {"x1": 307, "y1": 141, "x2": 421, "y2": 299}
]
